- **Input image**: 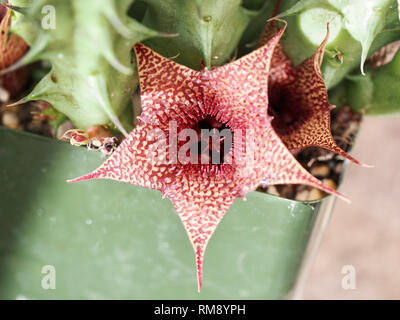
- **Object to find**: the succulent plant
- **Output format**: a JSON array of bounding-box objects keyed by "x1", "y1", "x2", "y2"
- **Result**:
[
  {"x1": 260, "y1": 19, "x2": 366, "y2": 166},
  {"x1": 1, "y1": 0, "x2": 400, "y2": 294}
]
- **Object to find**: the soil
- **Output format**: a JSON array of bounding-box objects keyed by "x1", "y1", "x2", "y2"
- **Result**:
[
  {"x1": 0, "y1": 101, "x2": 54, "y2": 138},
  {"x1": 0, "y1": 97, "x2": 361, "y2": 202}
]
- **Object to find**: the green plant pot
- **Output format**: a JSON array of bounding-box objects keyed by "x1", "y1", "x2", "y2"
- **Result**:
[{"x1": 0, "y1": 126, "x2": 335, "y2": 299}]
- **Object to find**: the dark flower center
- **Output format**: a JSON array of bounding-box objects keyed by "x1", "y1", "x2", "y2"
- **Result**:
[
  {"x1": 268, "y1": 86, "x2": 312, "y2": 134},
  {"x1": 194, "y1": 115, "x2": 233, "y2": 165}
]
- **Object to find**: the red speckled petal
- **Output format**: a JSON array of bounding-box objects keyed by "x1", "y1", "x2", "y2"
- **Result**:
[
  {"x1": 133, "y1": 42, "x2": 201, "y2": 128},
  {"x1": 275, "y1": 29, "x2": 365, "y2": 165},
  {"x1": 259, "y1": 20, "x2": 294, "y2": 89},
  {"x1": 166, "y1": 176, "x2": 238, "y2": 292},
  {"x1": 0, "y1": 6, "x2": 29, "y2": 96},
  {"x1": 69, "y1": 24, "x2": 348, "y2": 292},
  {"x1": 258, "y1": 125, "x2": 349, "y2": 202},
  {"x1": 68, "y1": 122, "x2": 173, "y2": 193},
  {"x1": 0, "y1": 6, "x2": 28, "y2": 69},
  {"x1": 262, "y1": 21, "x2": 364, "y2": 166}
]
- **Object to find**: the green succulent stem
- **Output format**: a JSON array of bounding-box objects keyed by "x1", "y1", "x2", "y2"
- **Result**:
[
  {"x1": 331, "y1": 49, "x2": 400, "y2": 116},
  {"x1": 8, "y1": 0, "x2": 159, "y2": 131},
  {"x1": 238, "y1": 0, "x2": 277, "y2": 55},
  {"x1": 141, "y1": 0, "x2": 258, "y2": 70},
  {"x1": 278, "y1": 0, "x2": 400, "y2": 89}
]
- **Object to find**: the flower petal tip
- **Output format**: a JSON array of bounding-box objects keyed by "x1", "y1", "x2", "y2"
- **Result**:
[
  {"x1": 335, "y1": 191, "x2": 351, "y2": 204},
  {"x1": 67, "y1": 172, "x2": 100, "y2": 183},
  {"x1": 349, "y1": 157, "x2": 373, "y2": 168},
  {"x1": 6, "y1": 97, "x2": 29, "y2": 107},
  {"x1": 197, "y1": 275, "x2": 202, "y2": 293},
  {"x1": 361, "y1": 163, "x2": 374, "y2": 169},
  {"x1": 331, "y1": 146, "x2": 368, "y2": 167},
  {"x1": 266, "y1": 17, "x2": 288, "y2": 29},
  {"x1": 318, "y1": 182, "x2": 350, "y2": 204},
  {"x1": 196, "y1": 251, "x2": 203, "y2": 293}
]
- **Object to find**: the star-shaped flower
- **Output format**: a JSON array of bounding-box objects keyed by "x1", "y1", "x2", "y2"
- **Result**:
[
  {"x1": 0, "y1": 4, "x2": 29, "y2": 97},
  {"x1": 260, "y1": 20, "x2": 365, "y2": 166},
  {"x1": 69, "y1": 24, "x2": 347, "y2": 292}
]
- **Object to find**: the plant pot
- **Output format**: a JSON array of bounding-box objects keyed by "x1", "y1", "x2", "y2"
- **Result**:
[{"x1": 0, "y1": 126, "x2": 336, "y2": 299}]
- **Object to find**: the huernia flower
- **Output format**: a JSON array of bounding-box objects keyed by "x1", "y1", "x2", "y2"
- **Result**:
[
  {"x1": 69, "y1": 24, "x2": 347, "y2": 292},
  {"x1": 260, "y1": 19, "x2": 365, "y2": 166}
]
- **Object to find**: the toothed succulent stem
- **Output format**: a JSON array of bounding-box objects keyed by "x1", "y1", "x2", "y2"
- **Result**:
[
  {"x1": 331, "y1": 48, "x2": 400, "y2": 116},
  {"x1": 7, "y1": 0, "x2": 159, "y2": 131},
  {"x1": 278, "y1": 0, "x2": 400, "y2": 89},
  {"x1": 140, "y1": 0, "x2": 259, "y2": 69}
]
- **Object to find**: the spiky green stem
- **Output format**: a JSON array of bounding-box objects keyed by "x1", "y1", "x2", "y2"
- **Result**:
[
  {"x1": 7, "y1": 0, "x2": 159, "y2": 131},
  {"x1": 140, "y1": 0, "x2": 259, "y2": 69},
  {"x1": 331, "y1": 49, "x2": 400, "y2": 116},
  {"x1": 278, "y1": 0, "x2": 400, "y2": 89}
]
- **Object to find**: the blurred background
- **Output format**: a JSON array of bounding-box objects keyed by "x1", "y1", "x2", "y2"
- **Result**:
[{"x1": 303, "y1": 116, "x2": 400, "y2": 299}]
